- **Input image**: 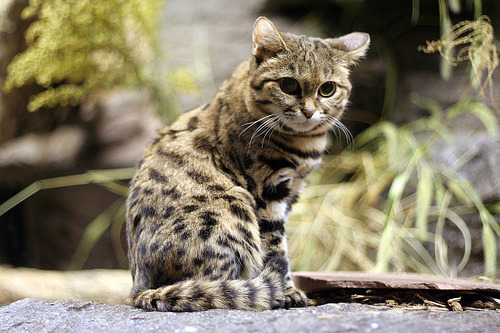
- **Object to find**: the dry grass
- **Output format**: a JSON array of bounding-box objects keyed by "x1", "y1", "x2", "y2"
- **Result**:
[
  {"x1": 288, "y1": 108, "x2": 498, "y2": 277},
  {"x1": 421, "y1": 15, "x2": 499, "y2": 112}
]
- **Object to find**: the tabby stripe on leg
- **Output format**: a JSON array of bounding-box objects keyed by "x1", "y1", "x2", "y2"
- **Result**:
[
  {"x1": 263, "y1": 276, "x2": 277, "y2": 307},
  {"x1": 245, "y1": 281, "x2": 258, "y2": 308},
  {"x1": 229, "y1": 204, "x2": 252, "y2": 221},
  {"x1": 259, "y1": 219, "x2": 285, "y2": 234},
  {"x1": 221, "y1": 281, "x2": 237, "y2": 308},
  {"x1": 262, "y1": 183, "x2": 291, "y2": 202}
]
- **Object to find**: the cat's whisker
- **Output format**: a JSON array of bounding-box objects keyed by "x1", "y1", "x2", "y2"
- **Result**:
[
  {"x1": 260, "y1": 117, "x2": 279, "y2": 148},
  {"x1": 276, "y1": 117, "x2": 285, "y2": 130},
  {"x1": 241, "y1": 114, "x2": 275, "y2": 129},
  {"x1": 248, "y1": 116, "x2": 277, "y2": 149},
  {"x1": 239, "y1": 114, "x2": 275, "y2": 139},
  {"x1": 240, "y1": 114, "x2": 273, "y2": 130},
  {"x1": 258, "y1": 117, "x2": 278, "y2": 140},
  {"x1": 249, "y1": 117, "x2": 275, "y2": 140},
  {"x1": 335, "y1": 121, "x2": 353, "y2": 148},
  {"x1": 327, "y1": 116, "x2": 353, "y2": 149},
  {"x1": 324, "y1": 117, "x2": 341, "y2": 140},
  {"x1": 250, "y1": 120, "x2": 272, "y2": 144}
]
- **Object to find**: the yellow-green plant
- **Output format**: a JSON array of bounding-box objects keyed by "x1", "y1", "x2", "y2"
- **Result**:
[{"x1": 3, "y1": 0, "x2": 184, "y2": 119}]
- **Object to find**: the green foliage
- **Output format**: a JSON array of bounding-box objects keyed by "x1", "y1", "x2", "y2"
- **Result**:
[{"x1": 2, "y1": 0, "x2": 187, "y2": 119}]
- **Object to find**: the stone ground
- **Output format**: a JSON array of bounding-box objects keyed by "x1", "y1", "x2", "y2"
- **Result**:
[{"x1": 1, "y1": 298, "x2": 499, "y2": 333}]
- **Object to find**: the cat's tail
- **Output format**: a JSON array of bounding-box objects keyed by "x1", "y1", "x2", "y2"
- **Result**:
[{"x1": 131, "y1": 256, "x2": 288, "y2": 311}]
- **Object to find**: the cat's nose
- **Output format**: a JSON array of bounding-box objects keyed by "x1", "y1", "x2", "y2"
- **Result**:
[
  {"x1": 301, "y1": 106, "x2": 315, "y2": 119},
  {"x1": 302, "y1": 99, "x2": 316, "y2": 119}
]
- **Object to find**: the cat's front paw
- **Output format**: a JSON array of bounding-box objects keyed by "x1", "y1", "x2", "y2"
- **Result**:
[
  {"x1": 284, "y1": 286, "x2": 308, "y2": 309},
  {"x1": 133, "y1": 289, "x2": 172, "y2": 312}
]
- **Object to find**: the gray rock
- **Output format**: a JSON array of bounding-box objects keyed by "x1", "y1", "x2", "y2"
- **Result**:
[
  {"x1": 0, "y1": 126, "x2": 86, "y2": 169},
  {"x1": 84, "y1": 90, "x2": 164, "y2": 168},
  {"x1": 1, "y1": 298, "x2": 499, "y2": 333},
  {"x1": 431, "y1": 130, "x2": 500, "y2": 202}
]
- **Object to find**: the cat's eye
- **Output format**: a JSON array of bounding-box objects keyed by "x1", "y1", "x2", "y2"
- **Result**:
[
  {"x1": 318, "y1": 81, "x2": 336, "y2": 97},
  {"x1": 279, "y1": 77, "x2": 300, "y2": 95}
]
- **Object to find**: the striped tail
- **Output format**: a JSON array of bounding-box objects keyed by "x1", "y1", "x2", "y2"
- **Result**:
[{"x1": 132, "y1": 256, "x2": 289, "y2": 311}]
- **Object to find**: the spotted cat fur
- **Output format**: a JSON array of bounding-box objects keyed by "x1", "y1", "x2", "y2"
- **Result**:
[{"x1": 126, "y1": 17, "x2": 369, "y2": 311}]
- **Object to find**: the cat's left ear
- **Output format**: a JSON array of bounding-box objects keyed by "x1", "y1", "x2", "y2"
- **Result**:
[
  {"x1": 326, "y1": 32, "x2": 370, "y2": 65},
  {"x1": 252, "y1": 16, "x2": 287, "y2": 62}
]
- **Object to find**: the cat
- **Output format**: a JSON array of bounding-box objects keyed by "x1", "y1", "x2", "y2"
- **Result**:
[{"x1": 126, "y1": 16, "x2": 369, "y2": 311}]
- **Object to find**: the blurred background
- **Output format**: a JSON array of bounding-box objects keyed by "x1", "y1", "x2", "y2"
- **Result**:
[{"x1": 0, "y1": 0, "x2": 498, "y2": 285}]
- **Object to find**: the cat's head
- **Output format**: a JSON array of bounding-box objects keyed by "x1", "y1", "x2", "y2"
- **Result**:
[{"x1": 247, "y1": 16, "x2": 369, "y2": 136}]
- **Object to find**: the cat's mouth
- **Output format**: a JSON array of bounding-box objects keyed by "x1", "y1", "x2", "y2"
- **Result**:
[{"x1": 278, "y1": 114, "x2": 328, "y2": 134}]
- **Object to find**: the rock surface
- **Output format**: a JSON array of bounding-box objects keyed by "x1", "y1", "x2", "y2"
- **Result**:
[{"x1": 1, "y1": 298, "x2": 499, "y2": 333}]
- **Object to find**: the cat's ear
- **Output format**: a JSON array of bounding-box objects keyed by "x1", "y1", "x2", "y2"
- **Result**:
[
  {"x1": 326, "y1": 32, "x2": 370, "y2": 65},
  {"x1": 252, "y1": 16, "x2": 287, "y2": 62}
]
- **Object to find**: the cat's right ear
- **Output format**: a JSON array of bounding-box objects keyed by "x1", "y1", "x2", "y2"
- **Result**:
[
  {"x1": 326, "y1": 32, "x2": 370, "y2": 65},
  {"x1": 252, "y1": 17, "x2": 287, "y2": 62}
]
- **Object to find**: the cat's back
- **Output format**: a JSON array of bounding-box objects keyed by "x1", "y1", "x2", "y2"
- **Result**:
[
  {"x1": 131, "y1": 103, "x2": 229, "y2": 194},
  {"x1": 126, "y1": 98, "x2": 264, "y2": 294}
]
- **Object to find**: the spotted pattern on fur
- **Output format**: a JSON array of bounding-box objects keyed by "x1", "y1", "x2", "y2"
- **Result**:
[{"x1": 126, "y1": 17, "x2": 369, "y2": 312}]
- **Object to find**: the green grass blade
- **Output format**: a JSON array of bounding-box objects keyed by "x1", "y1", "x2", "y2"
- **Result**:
[
  {"x1": 69, "y1": 200, "x2": 123, "y2": 270},
  {"x1": 0, "y1": 168, "x2": 134, "y2": 218},
  {"x1": 0, "y1": 182, "x2": 43, "y2": 217},
  {"x1": 110, "y1": 201, "x2": 128, "y2": 269},
  {"x1": 445, "y1": 173, "x2": 499, "y2": 277},
  {"x1": 374, "y1": 171, "x2": 411, "y2": 272},
  {"x1": 482, "y1": 222, "x2": 497, "y2": 277},
  {"x1": 445, "y1": 210, "x2": 472, "y2": 272},
  {"x1": 462, "y1": 101, "x2": 498, "y2": 136},
  {"x1": 415, "y1": 164, "x2": 434, "y2": 239},
  {"x1": 410, "y1": 92, "x2": 443, "y2": 116},
  {"x1": 374, "y1": 218, "x2": 395, "y2": 273},
  {"x1": 434, "y1": 191, "x2": 452, "y2": 276}
]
